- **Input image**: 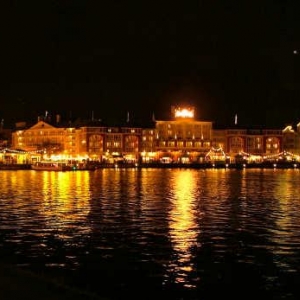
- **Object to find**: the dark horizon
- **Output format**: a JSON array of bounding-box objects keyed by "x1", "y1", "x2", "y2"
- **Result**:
[
  {"x1": 1, "y1": 103, "x2": 298, "y2": 131},
  {"x1": 0, "y1": 1, "x2": 300, "y2": 128}
]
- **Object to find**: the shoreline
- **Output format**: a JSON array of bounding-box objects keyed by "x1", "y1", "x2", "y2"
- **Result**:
[{"x1": 0, "y1": 162, "x2": 299, "y2": 170}]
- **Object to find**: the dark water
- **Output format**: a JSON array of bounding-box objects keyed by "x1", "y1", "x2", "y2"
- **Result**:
[{"x1": 1, "y1": 168, "x2": 300, "y2": 299}]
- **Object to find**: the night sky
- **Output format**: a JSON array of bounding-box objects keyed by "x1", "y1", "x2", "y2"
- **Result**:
[{"x1": 0, "y1": 1, "x2": 300, "y2": 127}]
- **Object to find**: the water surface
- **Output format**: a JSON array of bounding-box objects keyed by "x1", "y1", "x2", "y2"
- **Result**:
[{"x1": 0, "y1": 168, "x2": 300, "y2": 299}]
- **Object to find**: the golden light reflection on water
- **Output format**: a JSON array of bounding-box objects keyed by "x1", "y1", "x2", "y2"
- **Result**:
[
  {"x1": 2, "y1": 168, "x2": 300, "y2": 296},
  {"x1": 167, "y1": 170, "x2": 199, "y2": 288},
  {"x1": 1, "y1": 171, "x2": 93, "y2": 240},
  {"x1": 39, "y1": 171, "x2": 92, "y2": 231},
  {"x1": 89, "y1": 168, "x2": 142, "y2": 221},
  {"x1": 273, "y1": 169, "x2": 299, "y2": 203},
  {"x1": 269, "y1": 170, "x2": 300, "y2": 265}
]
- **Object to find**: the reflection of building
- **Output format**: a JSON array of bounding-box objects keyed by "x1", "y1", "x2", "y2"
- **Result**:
[{"x1": 167, "y1": 170, "x2": 198, "y2": 286}]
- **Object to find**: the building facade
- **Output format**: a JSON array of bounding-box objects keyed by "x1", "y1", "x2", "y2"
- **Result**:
[
  {"x1": 7, "y1": 106, "x2": 300, "y2": 165},
  {"x1": 12, "y1": 120, "x2": 143, "y2": 164}
]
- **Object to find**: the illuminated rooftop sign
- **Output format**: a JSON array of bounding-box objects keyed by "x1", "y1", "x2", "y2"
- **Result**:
[{"x1": 174, "y1": 107, "x2": 195, "y2": 119}]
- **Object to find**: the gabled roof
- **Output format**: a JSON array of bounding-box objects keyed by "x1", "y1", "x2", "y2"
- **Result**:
[{"x1": 28, "y1": 121, "x2": 57, "y2": 130}]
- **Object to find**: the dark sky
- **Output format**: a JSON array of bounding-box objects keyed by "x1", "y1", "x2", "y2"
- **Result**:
[{"x1": 0, "y1": 1, "x2": 300, "y2": 127}]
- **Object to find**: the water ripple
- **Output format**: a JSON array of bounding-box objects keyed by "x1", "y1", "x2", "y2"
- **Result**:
[{"x1": 0, "y1": 169, "x2": 300, "y2": 299}]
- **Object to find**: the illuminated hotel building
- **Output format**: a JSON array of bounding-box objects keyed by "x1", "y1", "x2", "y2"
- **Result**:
[
  {"x1": 12, "y1": 117, "x2": 142, "y2": 163},
  {"x1": 76, "y1": 125, "x2": 141, "y2": 162},
  {"x1": 222, "y1": 128, "x2": 282, "y2": 157},
  {"x1": 149, "y1": 106, "x2": 213, "y2": 163},
  {"x1": 8, "y1": 106, "x2": 300, "y2": 164},
  {"x1": 140, "y1": 127, "x2": 156, "y2": 162}
]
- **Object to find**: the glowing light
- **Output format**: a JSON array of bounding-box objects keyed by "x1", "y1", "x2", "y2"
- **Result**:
[
  {"x1": 174, "y1": 107, "x2": 194, "y2": 118},
  {"x1": 282, "y1": 125, "x2": 294, "y2": 133},
  {"x1": 167, "y1": 171, "x2": 198, "y2": 287}
]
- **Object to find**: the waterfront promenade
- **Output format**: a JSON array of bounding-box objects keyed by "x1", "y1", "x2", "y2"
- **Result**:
[{"x1": 0, "y1": 161, "x2": 299, "y2": 170}]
